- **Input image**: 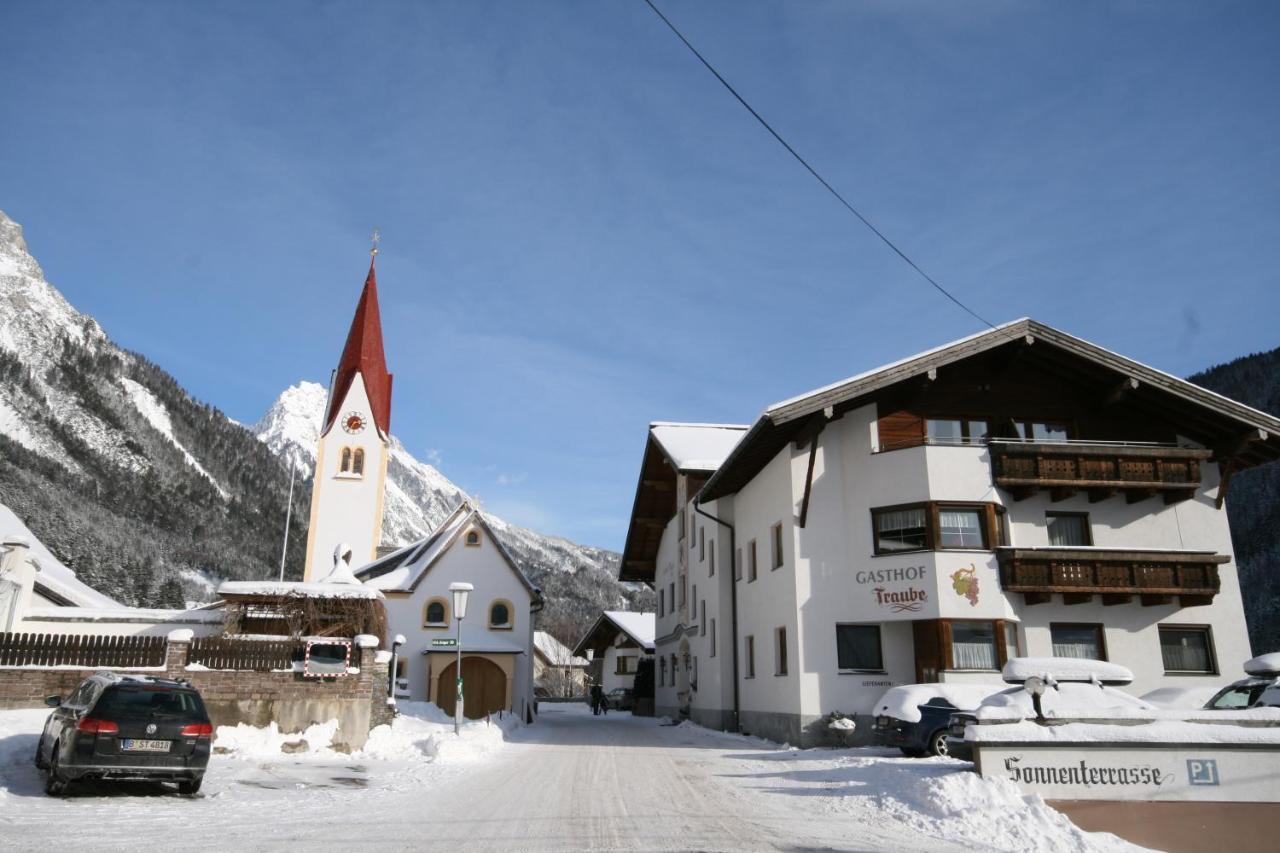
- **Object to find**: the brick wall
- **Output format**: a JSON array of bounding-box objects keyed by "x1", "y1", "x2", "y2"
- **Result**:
[{"x1": 0, "y1": 637, "x2": 392, "y2": 749}]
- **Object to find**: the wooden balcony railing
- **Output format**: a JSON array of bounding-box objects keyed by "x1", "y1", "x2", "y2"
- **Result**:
[
  {"x1": 989, "y1": 440, "x2": 1211, "y2": 504},
  {"x1": 996, "y1": 547, "x2": 1226, "y2": 607}
]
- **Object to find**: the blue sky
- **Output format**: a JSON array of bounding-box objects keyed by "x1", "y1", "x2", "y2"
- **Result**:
[{"x1": 1, "y1": 1, "x2": 1277, "y2": 550}]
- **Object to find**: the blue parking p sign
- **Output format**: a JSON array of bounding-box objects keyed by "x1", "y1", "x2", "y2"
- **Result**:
[{"x1": 1187, "y1": 759, "x2": 1219, "y2": 786}]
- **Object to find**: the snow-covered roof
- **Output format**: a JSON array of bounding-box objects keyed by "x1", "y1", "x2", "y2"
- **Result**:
[
  {"x1": 533, "y1": 631, "x2": 588, "y2": 667},
  {"x1": 217, "y1": 580, "x2": 382, "y2": 601},
  {"x1": 1, "y1": 501, "x2": 123, "y2": 609},
  {"x1": 604, "y1": 611, "x2": 655, "y2": 649},
  {"x1": 649, "y1": 422, "x2": 748, "y2": 473},
  {"x1": 23, "y1": 606, "x2": 223, "y2": 624},
  {"x1": 355, "y1": 501, "x2": 540, "y2": 600}
]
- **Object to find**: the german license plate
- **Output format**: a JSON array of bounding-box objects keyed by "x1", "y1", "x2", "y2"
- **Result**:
[{"x1": 121, "y1": 739, "x2": 170, "y2": 753}]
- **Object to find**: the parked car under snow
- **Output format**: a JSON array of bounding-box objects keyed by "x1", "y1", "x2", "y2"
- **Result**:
[{"x1": 872, "y1": 684, "x2": 1005, "y2": 757}]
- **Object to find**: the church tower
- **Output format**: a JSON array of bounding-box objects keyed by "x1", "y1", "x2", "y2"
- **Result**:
[{"x1": 302, "y1": 253, "x2": 393, "y2": 581}]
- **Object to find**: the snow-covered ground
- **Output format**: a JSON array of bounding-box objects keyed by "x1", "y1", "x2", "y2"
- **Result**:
[{"x1": 0, "y1": 702, "x2": 1140, "y2": 852}]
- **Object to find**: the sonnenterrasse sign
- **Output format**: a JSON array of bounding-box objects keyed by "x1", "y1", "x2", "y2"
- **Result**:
[{"x1": 976, "y1": 744, "x2": 1280, "y2": 802}]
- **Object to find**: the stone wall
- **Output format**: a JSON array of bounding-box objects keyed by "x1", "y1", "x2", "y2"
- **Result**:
[{"x1": 0, "y1": 636, "x2": 391, "y2": 749}]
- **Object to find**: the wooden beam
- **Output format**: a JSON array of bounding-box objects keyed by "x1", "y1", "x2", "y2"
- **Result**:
[
  {"x1": 1125, "y1": 488, "x2": 1156, "y2": 504},
  {"x1": 641, "y1": 479, "x2": 673, "y2": 490},
  {"x1": 1179, "y1": 594, "x2": 1215, "y2": 608},
  {"x1": 1214, "y1": 427, "x2": 1269, "y2": 462},
  {"x1": 798, "y1": 425, "x2": 824, "y2": 529},
  {"x1": 1100, "y1": 377, "x2": 1140, "y2": 407},
  {"x1": 1022, "y1": 592, "x2": 1052, "y2": 606},
  {"x1": 635, "y1": 518, "x2": 667, "y2": 529},
  {"x1": 1049, "y1": 487, "x2": 1077, "y2": 503},
  {"x1": 1101, "y1": 593, "x2": 1133, "y2": 606},
  {"x1": 1163, "y1": 488, "x2": 1195, "y2": 505},
  {"x1": 1007, "y1": 486, "x2": 1036, "y2": 502},
  {"x1": 1062, "y1": 592, "x2": 1093, "y2": 605},
  {"x1": 1088, "y1": 488, "x2": 1116, "y2": 503},
  {"x1": 1140, "y1": 594, "x2": 1173, "y2": 607}
]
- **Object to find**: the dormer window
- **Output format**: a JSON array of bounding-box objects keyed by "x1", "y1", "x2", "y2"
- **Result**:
[
  {"x1": 489, "y1": 601, "x2": 512, "y2": 630},
  {"x1": 465, "y1": 530, "x2": 481, "y2": 547}
]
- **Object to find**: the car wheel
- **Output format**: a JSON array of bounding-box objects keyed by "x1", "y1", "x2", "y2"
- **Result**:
[
  {"x1": 44, "y1": 744, "x2": 69, "y2": 797},
  {"x1": 928, "y1": 729, "x2": 949, "y2": 758},
  {"x1": 34, "y1": 736, "x2": 47, "y2": 770},
  {"x1": 178, "y1": 776, "x2": 203, "y2": 796}
]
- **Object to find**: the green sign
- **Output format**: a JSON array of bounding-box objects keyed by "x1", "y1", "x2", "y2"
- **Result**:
[{"x1": 432, "y1": 639, "x2": 458, "y2": 647}]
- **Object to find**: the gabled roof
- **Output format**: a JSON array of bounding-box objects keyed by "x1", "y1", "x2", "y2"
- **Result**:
[
  {"x1": 618, "y1": 422, "x2": 748, "y2": 582},
  {"x1": 323, "y1": 258, "x2": 393, "y2": 437},
  {"x1": 354, "y1": 501, "x2": 542, "y2": 603},
  {"x1": 533, "y1": 631, "x2": 589, "y2": 667},
  {"x1": 700, "y1": 318, "x2": 1280, "y2": 501},
  {"x1": 573, "y1": 610, "x2": 656, "y2": 658}
]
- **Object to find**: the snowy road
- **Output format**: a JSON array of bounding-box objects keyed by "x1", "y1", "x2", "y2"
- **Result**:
[{"x1": 0, "y1": 704, "x2": 1135, "y2": 852}]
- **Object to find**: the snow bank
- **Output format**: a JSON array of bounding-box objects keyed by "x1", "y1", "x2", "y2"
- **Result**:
[
  {"x1": 874, "y1": 683, "x2": 1006, "y2": 722},
  {"x1": 1002, "y1": 657, "x2": 1134, "y2": 684},
  {"x1": 967, "y1": 718, "x2": 1280, "y2": 744},
  {"x1": 360, "y1": 701, "x2": 520, "y2": 763},
  {"x1": 214, "y1": 719, "x2": 341, "y2": 758}
]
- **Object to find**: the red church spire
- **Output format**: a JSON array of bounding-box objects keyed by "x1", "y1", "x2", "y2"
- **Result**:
[{"x1": 323, "y1": 255, "x2": 393, "y2": 437}]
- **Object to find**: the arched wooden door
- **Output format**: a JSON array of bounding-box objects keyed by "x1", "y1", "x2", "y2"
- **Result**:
[{"x1": 437, "y1": 657, "x2": 507, "y2": 719}]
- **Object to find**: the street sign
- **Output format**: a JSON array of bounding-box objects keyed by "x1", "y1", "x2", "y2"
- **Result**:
[{"x1": 432, "y1": 639, "x2": 458, "y2": 647}]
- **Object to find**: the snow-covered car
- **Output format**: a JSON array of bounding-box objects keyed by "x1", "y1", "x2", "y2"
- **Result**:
[
  {"x1": 606, "y1": 687, "x2": 635, "y2": 711},
  {"x1": 872, "y1": 684, "x2": 1005, "y2": 757},
  {"x1": 1140, "y1": 685, "x2": 1227, "y2": 710},
  {"x1": 946, "y1": 658, "x2": 1154, "y2": 759},
  {"x1": 35, "y1": 673, "x2": 213, "y2": 796},
  {"x1": 1200, "y1": 652, "x2": 1280, "y2": 711}
]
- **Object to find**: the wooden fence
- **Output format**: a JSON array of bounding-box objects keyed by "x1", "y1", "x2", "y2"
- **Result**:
[
  {"x1": 0, "y1": 632, "x2": 167, "y2": 668},
  {"x1": 188, "y1": 637, "x2": 303, "y2": 671}
]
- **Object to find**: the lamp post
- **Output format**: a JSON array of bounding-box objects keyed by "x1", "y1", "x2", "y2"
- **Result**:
[{"x1": 449, "y1": 582, "x2": 473, "y2": 735}]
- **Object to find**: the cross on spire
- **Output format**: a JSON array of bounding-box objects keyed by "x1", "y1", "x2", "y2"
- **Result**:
[{"x1": 370, "y1": 228, "x2": 381, "y2": 258}]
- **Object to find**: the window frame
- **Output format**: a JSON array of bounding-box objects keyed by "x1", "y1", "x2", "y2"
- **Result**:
[
  {"x1": 871, "y1": 501, "x2": 1003, "y2": 555},
  {"x1": 744, "y1": 635, "x2": 755, "y2": 679},
  {"x1": 771, "y1": 522, "x2": 784, "y2": 570},
  {"x1": 1046, "y1": 512, "x2": 1092, "y2": 547},
  {"x1": 488, "y1": 599, "x2": 514, "y2": 631},
  {"x1": 1049, "y1": 622, "x2": 1108, "y2": 661},
  {"x1": 735, "y1": 547, "x2": 743, "y2": 581},
  {"x1": 700, "y1": 601, "x2": 706, "y2": 636},
  {"x1": 352, "y1": 447, "x2": 365, "y2": 476},
  {"x1": 699, "y1": 527, "x2": 705, "y2": 562},
  {"x1": 710, "y1": 618, "x2": 717, "y2": 658},
  {"x1": 658, "y1": 588, "x2": 664, "y2": 618},
  {"x1": 464, "y1": 528, "x2": 482, "y2": 547},
  {"x1": 748, "y1": 540, "x2": 758, "y2": 582},
  {"x1": 835, "y1": 623, "x2": 885, "y2": 673},
  {"x1": 1158, "y1": 624, "x2": 1218, "y2": 675},
  {"x1": 708, "y1": 539, "x2": 716, "y2": 576},
  {"x1": 422, "y1": 597, "x2": 450, "y2": 629},
  {"x1": 615, "y1": 654, "x2": 632, "y2": 676}
]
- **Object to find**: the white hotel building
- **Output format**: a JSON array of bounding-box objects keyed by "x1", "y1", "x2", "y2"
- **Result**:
[{"x1": 619, "y1": 319, "x2": 1280, "y2": 746}]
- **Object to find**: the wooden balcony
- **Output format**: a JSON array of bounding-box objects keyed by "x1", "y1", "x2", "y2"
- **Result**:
[
  {"x1": 989, "y1": 440, "x2": 1211, "y2": 504},
  {"x1": 996, "y1": 547, "x2": 1227, "y2": 607}
]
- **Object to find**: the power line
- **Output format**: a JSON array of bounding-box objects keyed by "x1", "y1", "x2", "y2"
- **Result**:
[{"x1": 640, "y1": 0, "x2": 997, "y2": 329}]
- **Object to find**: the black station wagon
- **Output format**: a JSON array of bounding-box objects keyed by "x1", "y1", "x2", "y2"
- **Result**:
[{"x1": 35, "y1": 672, "x2": 213, "y2": 796}]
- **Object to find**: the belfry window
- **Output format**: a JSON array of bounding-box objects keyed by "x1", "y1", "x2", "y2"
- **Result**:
[
  {"x1": 340, "y1": 448, "x2": 353, "y2": 473},
  {"x1": 352, "y1": 448, "x2": 365, "y2": 476}
]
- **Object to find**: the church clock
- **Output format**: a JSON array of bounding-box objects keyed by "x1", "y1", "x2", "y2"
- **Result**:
[{"x1": 342, "y1": 412, "x2": 367, "y2": 434}]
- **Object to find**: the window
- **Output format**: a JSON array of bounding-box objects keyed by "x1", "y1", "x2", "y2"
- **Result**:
[
  {"x1": 748, "y1": 540, "x2": 758, "y2": 582},
  {"x1": 744, "y1": 636, "x2": 755, "y2": 678},
  {"x1": 699, "y1": 527, "x2": 705, "y2": 562},
  {"x1": 950, "y1": 621, "x2": 998, "y2": 670},
  {"x1": 735, "y1": 548, "x2": 743, "y2": 581},
  {"x1": 708, "y1": 540, "x2": 716, "y2": 576},
  {"x1": 464, "y1": 529, "x2": 481, "y2": 547},
  {"x1": 352, "y1": 447, "x2": 365, "y2": 475},
  {"x1": 616, "y1": 655, "x2": 632, "y2": 675},
  {"x1": 1160, "y1": 626, "x2": 1216, "y2": 674},
  {"x1": 873, "y1": 506, "x2": 928, "y2": 553},
  {"x1": 658, "y1": 589, "x2": 665, "y2": 618},
  {"x1": 710, "y1": 619, "x2": 717, "y2": 657},
  {"x1": 775, "y1": 627, "x2": 788, "y2": 676},
  {"x1": 937, "y1": 506, "x2": 986, "y2": 549},
  {"x1": 679, "y1": 575, "x2": 687, "y2": 609},
  {"x1": 836, "y1": 624, "x2": 884, "y2": 671},
  {"x1": 1014, "y1": 420, "x2": 1071, "y2": 442},
  {"x1": 1051, "y1": 624, "x2": 1106, "y2": 660},
  {"x1": 700, "y1": 601, "x2": 706, "y2": 636},
  {"x1": 339, "y1": 447, "x2": 353, "y2": 473},
  {"x1": 489, "y1": 600, "x2": 512, "y2": 630},
  {"x1": 679, "y1": 508, "x2": 686, "y2": 541},
  {"x1": 1003, "y1": 621, "x2": 1021, "y2": 658},
  {"x1": 691, "y1": 584, "x2": 697, "y2": 619},
  {"x1": 926, "y1": 418, "x2": 988, "y2": 445},
  {"x1": 423, "y1": 599, "x2": 448, "y2": 628},
  {"x1": 691, "y1": 656, "x2": 697, "y2": 686},
  {"x1": 771, "y1": 522, "x2": 784, "y2": 570},
  {"x1": 659, "y1": 656, "x2": 667, "y2": 686},
  {"x1": 1047, "y1": 513, "x2": 1091, "y2": 547},
  {"x1": 668, "y1": 582, "x2": 674, "y2": 611},
  {"x1": 690, "y1": 511, "x2": 696, "y2": 550},
  {"x1": 996, "y1": 507, "x2": 1010, "y2": 548}
]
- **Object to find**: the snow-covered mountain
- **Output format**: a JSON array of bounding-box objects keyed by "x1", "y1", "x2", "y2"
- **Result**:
[{"x1": 0, "y1": 208, "x2": 645, "y2": 635}]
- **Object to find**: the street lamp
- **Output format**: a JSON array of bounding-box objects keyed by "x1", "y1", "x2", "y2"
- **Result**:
[{"x1": 449, "y1": 582, "x2": 473, "y2": 735}]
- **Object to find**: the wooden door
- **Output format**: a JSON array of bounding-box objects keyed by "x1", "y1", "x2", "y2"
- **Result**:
[
  {"x1": 913, "y1": 620, "x2": 943, "y2": 683},
  {"x1": 437, "y1": 657, "x2": 507, "y2": 719}
]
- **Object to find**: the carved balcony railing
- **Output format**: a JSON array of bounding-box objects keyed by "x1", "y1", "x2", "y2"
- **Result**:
[
  {"x1": 989, "y1": 440, "x2": 1211, "y2": 504},
  {"x1": 996, "y1": 547, "x2": 1226, "y2": 607}
]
